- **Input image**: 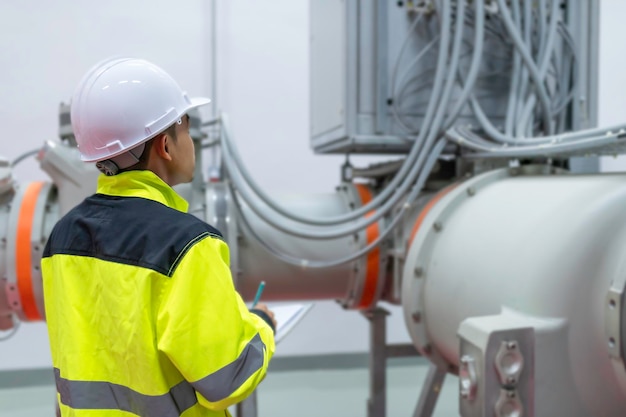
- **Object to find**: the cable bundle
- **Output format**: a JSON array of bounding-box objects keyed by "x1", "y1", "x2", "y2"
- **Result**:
[{"x1": 213, "y1": 0, "x2": 622, "y2": 268}]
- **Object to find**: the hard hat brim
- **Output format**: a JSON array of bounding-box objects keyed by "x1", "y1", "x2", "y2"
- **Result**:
[
  {"x1": 190, "y1": 97, "x2": 211, "y2": 108},
  {"x1": 80, "y1": 96, "x2": 212, "y2": 163}
]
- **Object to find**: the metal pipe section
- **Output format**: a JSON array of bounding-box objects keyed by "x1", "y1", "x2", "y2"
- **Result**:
[
  {"x1": 206, "y1": 182, "x2": 389, "y2": 309},
  {"x1": 0, "y1": 177, "x2": 57, "y2": 329},
  {"x1": 402, "y1": 166, "x2": 626, "y2": 415},
  {"x1": 0, "y1": 144, "x2": 393, "y2": 333}
]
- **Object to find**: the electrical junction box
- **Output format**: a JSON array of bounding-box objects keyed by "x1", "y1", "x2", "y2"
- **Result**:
[{"x1": 309, "y1": 0, "x2": 599, "y2": 155}]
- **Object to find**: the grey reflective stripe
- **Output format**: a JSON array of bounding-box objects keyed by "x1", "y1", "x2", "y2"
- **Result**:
[
  {"x1": 54, "y1": 368, "x2": 197, "y2": 416},
  {"x1": 192, "y1": 333, "x2": 266, "y2": 402}
]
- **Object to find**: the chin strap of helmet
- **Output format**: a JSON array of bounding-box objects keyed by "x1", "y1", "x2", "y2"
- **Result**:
[{"x1": 95, "y1": 142, "x2": 146, "y2": 176}]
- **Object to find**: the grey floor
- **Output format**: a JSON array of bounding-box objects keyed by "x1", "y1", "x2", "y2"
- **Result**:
[{"x1": 0, "y1": 356, "x2": 460, "y2": 417}]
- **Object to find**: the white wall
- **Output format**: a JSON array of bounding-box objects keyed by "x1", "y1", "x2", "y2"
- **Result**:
[
  {"x1": 1, "y1": 1, "x2": 626, "y2": 371},
  {"x1": 599, "y1": 0, "x2": 626, "y2": 172}
]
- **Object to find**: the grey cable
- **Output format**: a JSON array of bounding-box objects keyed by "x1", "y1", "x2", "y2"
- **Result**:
[
  {"x1": 537, "y1": 0, "x2": 547, "y2": 63},
  {"x1": 219, "y1": 0, "x2": 454, "y2": 230},
  {"x1": 446, "y1": 0, "x2": 570, "y2": 145},
  {"x1": 552, "y1": 22, "x2": 577, "y2": 114},
  {"x1": 516, "y1": 0, "x2": 560, "y2": 136},
  {"x1": 223, "y1": 107, "x2": 446, "y2": 240},
  {"x1": 443, "y1": 0, "x2": 485, "y2": 129},
  {"x1": 503, "y1": 0, "x2": 523, "y2": 137},
  {"x1": 221, "y1": 116, "x2": 409, "y2": 234},
  {"x1": 446, "y1": 124, "x2": 626, "y2": 157},
  {"x1": 422, "y1": 0, "x2": 466, "y2": 141},
  {"x1": 11, "y1": 149, "x2": 39, "y2": 167},
  {"x1": 390, "y1": 11, "x2": 426, "y2": 104},
  {"x1": 512, "y1": 0, "x2": 530, "y2": 136},
  {"x1": 230, "y1": 140, "x2": 446, "y2": 268},
  {"x1": 397, "y1": 0, "x2": 466, "y2": 135},
  {"x1": 392, "y1": 36, "x2": 441, "y2": 133},
  {"x1": 496, "y1": 0, "x2": 554, "y2": 135},
  {"x1": 462, "y1": 91, "x2": 626, "y2": 145}
]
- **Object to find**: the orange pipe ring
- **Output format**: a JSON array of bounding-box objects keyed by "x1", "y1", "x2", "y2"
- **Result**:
[
  {"x1": 354, "y1": 184, "x2": 380, "y2": 309},
  {"x1": 16, "y1": 181, "x2": 45, "y2": 321},
  {"x1": 408, "y1": 183, "x2": 458, "y2": 249}
]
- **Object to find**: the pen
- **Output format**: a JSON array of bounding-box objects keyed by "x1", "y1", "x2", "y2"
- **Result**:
[{"x1": 251, "y1": 281, "x2": 265, "y2": 308}]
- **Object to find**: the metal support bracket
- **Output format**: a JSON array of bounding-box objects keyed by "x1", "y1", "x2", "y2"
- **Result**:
[
  {"x1": 365, "y1": 307, "x2": 389, "y2": 417},
  {"x1": 235, "y1": 390, "x2": 257, "y2": 417},
  {"x1": 413, "y1": 364, "x2": 446, "y2": 417},
  {"x1": 363, "y1": 307, "x2": 420, "y2": 417}
]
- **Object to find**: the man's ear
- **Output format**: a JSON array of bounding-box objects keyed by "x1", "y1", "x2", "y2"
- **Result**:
[{"x1": 153, "y1": 134, "x2": 173, "y2": 161}]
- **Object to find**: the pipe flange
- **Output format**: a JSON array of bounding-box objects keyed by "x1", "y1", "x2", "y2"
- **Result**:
[
  {"x1": 336, "y1": 183, "x2": 388, "y2": 310},
  {"x1": 605, "y1": 256, "x2": 626, "y2": 393},
  {"x1": 205, "y1": 182, "x2": 239, "y2": 286},
  {"x1": 6, "y1": 181, "x2": 56, "y2": 321},
  {"x1": 402, "y1": 168, "x2": 510, "y2": 369}
]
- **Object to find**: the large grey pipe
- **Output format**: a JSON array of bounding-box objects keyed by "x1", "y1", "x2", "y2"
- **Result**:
[{"x1": 205, "y1": 182, "x2": 390, "y2": 309}]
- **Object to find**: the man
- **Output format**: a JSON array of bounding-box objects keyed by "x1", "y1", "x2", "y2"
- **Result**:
[{"x1": 42, "y1": 57, "x2": 276, "y2": 417}]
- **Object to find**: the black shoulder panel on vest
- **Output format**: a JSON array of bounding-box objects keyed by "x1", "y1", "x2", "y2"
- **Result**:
[{"x1": 42, "y1": 194, "x2": 224, "y2": 277}]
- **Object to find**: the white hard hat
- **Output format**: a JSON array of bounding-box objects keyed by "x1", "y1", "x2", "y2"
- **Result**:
[{"x1": 70, "y1": 57, "x2": 210, "y2": 162}]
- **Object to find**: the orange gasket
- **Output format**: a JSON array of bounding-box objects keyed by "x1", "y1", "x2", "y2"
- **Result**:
[
  {"x1": 16, "y1": 181, "x2": 44, "y2": 321},
  {"x1": 407, "y1": 183, "x2": 458, "y2": 248},
  {"x1": 354, "y1": 184, "x2": 380, "y2": 309}
]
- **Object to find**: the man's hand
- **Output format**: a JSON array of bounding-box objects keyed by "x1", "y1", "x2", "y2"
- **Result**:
[{"x1": 252, "y1": 303, "x2": 277, "y2": 329}]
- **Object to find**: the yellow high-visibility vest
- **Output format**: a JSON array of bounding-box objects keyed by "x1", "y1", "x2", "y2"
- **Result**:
[{"x1": 42, "y1": 170, "x2": 275, "y2": 417}]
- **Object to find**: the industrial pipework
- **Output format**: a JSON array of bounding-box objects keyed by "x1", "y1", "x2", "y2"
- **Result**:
[{"x1": 5, "y1": 1, "x2": 626, "y2": 416}]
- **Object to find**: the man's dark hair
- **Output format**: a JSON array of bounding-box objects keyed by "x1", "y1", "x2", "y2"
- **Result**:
[{"x1": 121, "y1": 122, "x2": 178, "y2": 173}]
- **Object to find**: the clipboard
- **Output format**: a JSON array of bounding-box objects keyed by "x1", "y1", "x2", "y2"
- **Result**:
[{"x1": 271, "y1": 303, "x2": 314, "y2": 343}]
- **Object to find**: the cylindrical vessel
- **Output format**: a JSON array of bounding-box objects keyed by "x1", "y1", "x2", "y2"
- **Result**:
[
  {"x1": 402, "y1": 167, "x2": 626, "y2": 415},
  {"x1": 206, "y1": 183, "x2": 389, "y2": 309}
]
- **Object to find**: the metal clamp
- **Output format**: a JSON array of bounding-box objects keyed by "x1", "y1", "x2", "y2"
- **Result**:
[{"x1": 460, "y1": 355, "x2": 478, "y2": 401}]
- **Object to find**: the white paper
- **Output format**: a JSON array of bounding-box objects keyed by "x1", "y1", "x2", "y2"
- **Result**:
[{"x1": 271, "y1": 303, "x2": 314, "y2": 343}]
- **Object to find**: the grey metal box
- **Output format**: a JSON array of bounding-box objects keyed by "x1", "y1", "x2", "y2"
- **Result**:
[{"x1": 309, "y1": 0, "x2": 599, "y2": 155}]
